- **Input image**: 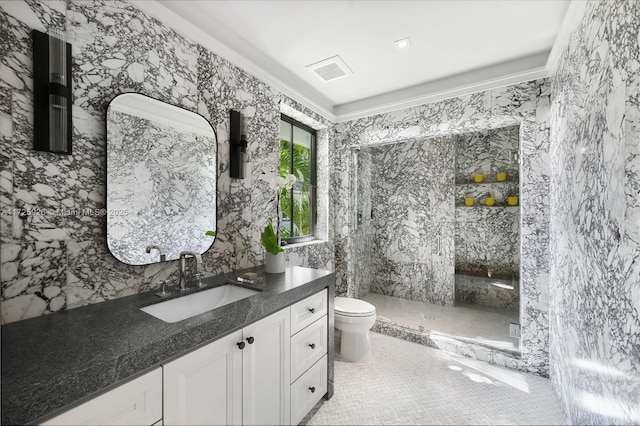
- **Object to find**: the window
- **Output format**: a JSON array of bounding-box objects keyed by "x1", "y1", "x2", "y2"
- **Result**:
[{"x1": 279, "y1": 114, "x2": 316, "y2": 243}]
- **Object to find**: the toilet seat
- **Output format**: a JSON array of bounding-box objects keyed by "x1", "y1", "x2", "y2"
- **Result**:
[{"x1": 335, "y1": 297, "x2": 376, "y2": 317}]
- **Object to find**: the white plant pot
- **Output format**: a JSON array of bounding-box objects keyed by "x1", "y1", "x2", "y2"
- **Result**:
[{"x1": 265, "y1": 251, "x2": 286, "y2": 273}]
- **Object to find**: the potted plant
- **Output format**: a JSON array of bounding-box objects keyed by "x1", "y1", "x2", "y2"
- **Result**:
[{"x1": 262, "y1": 174, "x2": 296, "y2": 273}]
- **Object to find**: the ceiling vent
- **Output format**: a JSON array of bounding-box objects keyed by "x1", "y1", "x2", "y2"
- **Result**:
[{"x1": 306, "y1": 55, "x2": 353, "y2": 82}]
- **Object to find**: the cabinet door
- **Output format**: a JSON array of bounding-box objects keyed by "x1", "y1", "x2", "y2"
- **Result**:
[
  {"x1": 163, "y1": 330, "x2": 243, "y2": 426},
  {"x1": 242, "y1": 308, "x2": 291, "y2": 425},
  {"x1": 42, "y1": 368, "x2": 162, "y2": 426}
]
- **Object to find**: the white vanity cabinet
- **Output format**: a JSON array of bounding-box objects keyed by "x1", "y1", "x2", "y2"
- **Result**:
[
  {"x1": 163, "y1": 307, "x2": 291, "y2": 426},
  {"x1": 41, "y1": 368, "x2": 162, "y2": 426},
  {"x1": 37, "y1": 288, "x2": 330, "y2": 426},
  {"x1": 289, "y1": 289, "x2": 329, "y2": 425},
  {"x1": 163, "y1": 330, "x2": 243, "y2": 425}
]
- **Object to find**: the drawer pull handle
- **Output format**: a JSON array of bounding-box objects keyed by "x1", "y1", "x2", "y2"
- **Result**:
[
  {"x1": 308, "y1": 307, "x2": 315, "y2": 313},
  {"x1": 308, "y1": 343, "x2": 316, "y2": 349},
  {"x1": 246, "y1": 336, "x2": 255, "y2": 344},
  {"x1": 237, "y1": 342, "x2": 245, "y2": 349},
  {"x1": 309, "y1": 386, "x2": 316, "y2": 393}
]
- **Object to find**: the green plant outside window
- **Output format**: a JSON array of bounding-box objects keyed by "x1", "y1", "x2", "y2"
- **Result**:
[{"x1": 279, "y1": 115, "x2": 316, "y2": 242}]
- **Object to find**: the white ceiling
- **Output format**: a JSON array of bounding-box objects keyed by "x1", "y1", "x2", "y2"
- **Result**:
[{"x1": 148, "y1": 0, "x2": 570, "y2": 121}]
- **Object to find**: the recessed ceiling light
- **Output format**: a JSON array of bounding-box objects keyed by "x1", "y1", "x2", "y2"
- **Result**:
[{"x1": 394, "y1": 37, "x2": 411, "y2": 49}]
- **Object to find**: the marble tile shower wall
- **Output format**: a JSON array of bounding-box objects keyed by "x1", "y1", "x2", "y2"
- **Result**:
[
  {"x1": 548, "y1": 0, "x2": 640, "y2": 423},
  {"x1": 353, "y1": 149, "x2": 373, "y2": 299},
  {"x1": 334, "y1": 80, "x2": 552, "y2": 375},
  {"x1": 364, "y1": 138, "x2": 455, "y2": 306},
  {"x1": 0, "y1": 0, "x2": 333, "y2": 324}
]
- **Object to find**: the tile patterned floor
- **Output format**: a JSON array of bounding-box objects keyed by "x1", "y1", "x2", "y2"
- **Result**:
[
  {"x1": 363, "y1": 293, "x2": 520, "y2": 351},
  {"x1": 304, "y1": 332, "x2": 566, "y2": 425}
]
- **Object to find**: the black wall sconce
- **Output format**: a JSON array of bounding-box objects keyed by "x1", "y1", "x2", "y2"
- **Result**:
[
  {"x1": 32, "y1": 29, "x2": 72, "y2": 154},
  {"x1": 229, "y1": 109, "x2": 247, "y2": 179}
]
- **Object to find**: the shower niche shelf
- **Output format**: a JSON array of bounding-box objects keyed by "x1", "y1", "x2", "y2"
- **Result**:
[
  {"x1": 455, "y1": 178, "x2": 518, "y2": 185},
  {"x1": 454, "y1": 268, "x2": 519, "y2": 281},
  {"x1": 456, "y1": 203, "x2": 519, "y2": 208}
]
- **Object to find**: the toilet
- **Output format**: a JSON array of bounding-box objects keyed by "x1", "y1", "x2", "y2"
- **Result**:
[{"x1": 334, "y1": 297, "x2": 377, "y2": 362}]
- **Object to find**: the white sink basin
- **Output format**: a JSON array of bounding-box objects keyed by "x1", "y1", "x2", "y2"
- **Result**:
[{"x1": 141, "y1": 285, "x2": 259, "y2": 323}]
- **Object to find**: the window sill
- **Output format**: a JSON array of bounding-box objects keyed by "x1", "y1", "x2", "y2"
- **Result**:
[{"x1": 282, "y1": 239, "x2": 328, "y2": 250}]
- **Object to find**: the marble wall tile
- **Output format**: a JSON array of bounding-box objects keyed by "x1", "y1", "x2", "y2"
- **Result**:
[
  {"x1": 455, "y1": 280, "x2": 519, "y2": 310},
  {"x1": 359, "y1": 136, "x2": 456, "y2": 306},
  {"x1": 518, "y1": 304, "x2": 549, "y2": 377},
  {"x1": 69, "y1": 0, "x2": 200, "y2": 114},
  {"x1": 549, "y1": 0, "x2": 640, "y2": 423},
  {"x1": 624, "y1": 65, "x2": 640, "y2": 247},
  {"x1": 490, "y1": 80, "x2": 543, "y2": 118},
  {"x1": 0, "y1": 0, "x2": 334, "y2": 323},
  {"x1": 0, "y1": 240, "x2": 66, "y2": 323},
  {"x1": 0, "y1": 87, "x2": 12, "y2": 240},
  {"x1": 520, "y1": 214, "x2": 550, "y2": 306},
  {"x1": 455, "y1": 204, "x2": 520, "y2": 277},
  {"x1": 454, "y1": 126, "x2": 520, "y2": 183}
]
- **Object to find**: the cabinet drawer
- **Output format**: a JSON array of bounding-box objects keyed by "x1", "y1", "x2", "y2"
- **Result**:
[
  {"x1": 42, "y1": 368, "x2": 162, "y2": 426},
  {"x1": 290, "y1": 354, "x2": 327, "y2": 426},
  {"x1": 291, "y1": 316, "x2": 327, "y2": 381},
  {"x1": 290, "y1": 289, "x2": 327, "y2": 335}
]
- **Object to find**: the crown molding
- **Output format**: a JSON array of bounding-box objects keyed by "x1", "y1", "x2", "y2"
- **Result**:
[{"x1": 333, "y1": 52, "x2": 549, "y2": 122}]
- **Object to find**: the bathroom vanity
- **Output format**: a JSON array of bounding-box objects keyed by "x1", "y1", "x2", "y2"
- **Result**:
[{"x1": 0, "y1": 266, "x2": 334, "y2": 425}]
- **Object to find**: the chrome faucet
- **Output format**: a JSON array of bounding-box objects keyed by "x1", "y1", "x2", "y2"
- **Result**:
[
  {"x1": 145, "y1": 245, "x2": 166, "y2": 262},
  {"x1": 178, "y1": 251, "x2": 203, "y2": 291}
]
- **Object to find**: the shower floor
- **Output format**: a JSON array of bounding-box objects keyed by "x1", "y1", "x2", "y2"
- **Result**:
[{"x1": 361, "y1": 292, "x2": 520, "y2": 351}]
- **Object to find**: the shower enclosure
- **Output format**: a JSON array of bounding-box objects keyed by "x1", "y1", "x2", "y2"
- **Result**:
[{"x1": 351, "y1": 126, "x2": 521, "y2": 352}]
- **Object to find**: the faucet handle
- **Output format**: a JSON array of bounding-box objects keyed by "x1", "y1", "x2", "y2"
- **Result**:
[
  {"x1": 195, "y1": 272, "x2": 205, "y2": 287},
  {"x1": 155, "y1": 280, "x2": 170, "y2": 297}
]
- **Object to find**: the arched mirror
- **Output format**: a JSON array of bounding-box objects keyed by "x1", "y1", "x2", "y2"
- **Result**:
[{"x1": 106, "y1": 93, "x2": 216, "y2": 265}]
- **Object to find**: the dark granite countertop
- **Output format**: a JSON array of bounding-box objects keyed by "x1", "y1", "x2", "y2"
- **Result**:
[{"x1": 1, "y1": 265, "x2": 334, "y2": 425}]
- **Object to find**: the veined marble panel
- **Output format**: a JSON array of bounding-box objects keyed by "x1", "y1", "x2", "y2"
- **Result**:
[
  {"x1": 454, "y1": 126, "x2": 519, "y2": 183},
  {"x1": 69, "y1": 0, "x2": 200, "y2": 114},
  {"x1": 549, "y1": 0, "x2": 640, "y2": 423},
  {"x1": 0, "y1": 86, "x2": 12, "y2": 240},
  {"x1": 354, "y1": 149, "x2": 373, "y2": 298},
  {"x1": 360, "y1": 135, "x2": 455, "y2": 306},
  {"x1": 625, "y1": 65, "x2": 640, "y2": 247},
  {"x1": 455, "y1": 275, "x2": 519, "y2": 310},
  {"x1": 0, "y1": 240, "x2": 66, "y2": 323},
  {"x1": 455, "y1": 206, "x2": 520, "y2": 276}
]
